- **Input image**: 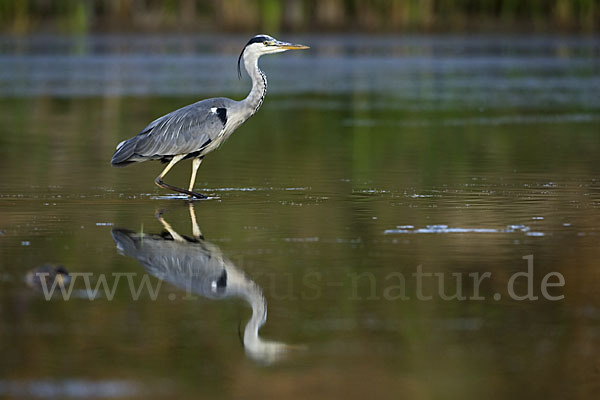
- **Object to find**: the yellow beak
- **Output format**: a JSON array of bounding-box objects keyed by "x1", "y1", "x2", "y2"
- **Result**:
[{"x1": 279, "y1": 44, "x2": 310, "y2": 50}]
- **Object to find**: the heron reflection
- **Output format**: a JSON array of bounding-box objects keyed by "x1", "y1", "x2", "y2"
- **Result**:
[{"x1": 111, "y1": 204, "x2": 291, "y2": 364}]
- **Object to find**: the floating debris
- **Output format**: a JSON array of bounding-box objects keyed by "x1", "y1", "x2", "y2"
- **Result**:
[
  {"x1": 385, "y1": 224, "x2": 537, "y2": 235},
  {"x1": 526, "y1": 232, "x2": 545, "y2": 237},
  {"x1": 282, "y1": 237, "x2": 320, "y2": 242},
  {"x1": 25, "y1": 264, "x2": 70, "y2": 291}
]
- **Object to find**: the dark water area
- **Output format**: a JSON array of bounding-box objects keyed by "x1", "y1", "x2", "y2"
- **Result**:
[{"x1": 1, "y1": 34, "x2": 600, "y2": 399}]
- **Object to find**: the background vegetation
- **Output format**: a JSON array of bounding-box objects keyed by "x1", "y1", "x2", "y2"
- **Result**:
[{"x1": 0, "y1": 0, "x2": 599, "y2": 34}]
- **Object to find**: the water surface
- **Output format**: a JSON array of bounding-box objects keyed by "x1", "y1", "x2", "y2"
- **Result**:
[{"x1": 1, "y1": 34, "x2": 599, "y2": 399}]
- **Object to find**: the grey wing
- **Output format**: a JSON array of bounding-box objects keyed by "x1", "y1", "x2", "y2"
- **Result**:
[{"x1": 134, "y1": 100, "x2": 228, "y2": 158}]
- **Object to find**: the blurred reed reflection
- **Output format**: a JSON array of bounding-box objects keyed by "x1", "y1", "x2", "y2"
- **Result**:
[{"x1": 111, "y1": 204, "x2": 294, "y2": 364}]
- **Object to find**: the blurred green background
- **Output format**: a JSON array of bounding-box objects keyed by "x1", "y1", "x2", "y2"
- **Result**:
[{"x1": 1, "y1": 0, "x2": 599, "y2": 35}]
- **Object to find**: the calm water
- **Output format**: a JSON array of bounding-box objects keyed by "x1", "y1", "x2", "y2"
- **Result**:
[{"x1": 1, "y1": 34, "x2": 600, "y2": 399}]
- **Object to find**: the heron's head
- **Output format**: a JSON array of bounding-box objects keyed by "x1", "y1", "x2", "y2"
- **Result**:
[{"x1": 237, "y1": 34, "x2": 309, "y2": 78}]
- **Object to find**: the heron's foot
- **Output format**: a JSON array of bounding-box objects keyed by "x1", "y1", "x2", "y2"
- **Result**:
[
  {"x1": 187, "y1": 191, "x2": 207, "y2": 200},
  {"x1": 155, "y1": 177, "x2": 207, "y2": 199}
]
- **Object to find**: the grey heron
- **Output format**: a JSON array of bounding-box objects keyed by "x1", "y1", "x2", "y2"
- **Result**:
[
  {"x1": 111, "y1": 204, "x2": 294, "y2": 363},
  {"x1": 111, "y1": 35, "x2": 309, "y2": 198}
]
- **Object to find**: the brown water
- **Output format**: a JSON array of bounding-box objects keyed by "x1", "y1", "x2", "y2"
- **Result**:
[{"x1": 1, "y1": 34, "x2": 600, "y2": 399}]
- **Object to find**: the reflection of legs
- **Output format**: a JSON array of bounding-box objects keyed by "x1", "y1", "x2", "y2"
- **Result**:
[
  {"x1": 188, "y1": 157, "x2": 203, "y2": 192},
  {"x1": 154, "y1": 155, "x2": 206, "y2": 199},
  {"x1": 156, "y1": 210, "x2": 185, "y2": 242},
  {"x1": 188, "y1": 203, "x2": 203, "y2": 240}
]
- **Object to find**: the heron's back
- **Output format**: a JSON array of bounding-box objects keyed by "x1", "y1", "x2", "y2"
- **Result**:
[{"x1": 111, "y1": 97, "x2": 241, "y2": 166}]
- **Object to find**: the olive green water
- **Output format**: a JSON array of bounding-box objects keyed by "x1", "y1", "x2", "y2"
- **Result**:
[{"x1": 1, "y1": 35, "x2": 600, "y2": 399}]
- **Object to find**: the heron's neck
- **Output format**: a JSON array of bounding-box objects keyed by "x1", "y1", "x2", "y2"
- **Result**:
[
  {"x1": 242, "y1": 282, "x2": 267, "y2": 345},
  {"x1": 241, "y1": 53, "x2": 267, "y2": 118}
]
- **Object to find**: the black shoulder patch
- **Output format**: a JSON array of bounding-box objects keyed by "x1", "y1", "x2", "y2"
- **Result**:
[
  {"x1": 216, "y1": 108, "x2": 227, "y2": 125},
  {"x1": 216, "y1": 270, "x2": 227, "y2": 290}
]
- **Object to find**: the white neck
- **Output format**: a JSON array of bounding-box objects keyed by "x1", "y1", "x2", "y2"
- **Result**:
[
  {"x1": 241, "y1": 282, "x2": 288, "y2": 364},
  {"x1": 242, "y1": 281, "x2": 267, "y2": 344},
  {"x1": 240, "y1": 52, "x2": 267, "y2": 117}
]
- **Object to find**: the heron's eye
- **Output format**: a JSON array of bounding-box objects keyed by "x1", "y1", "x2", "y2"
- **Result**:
[{"x1": 264, "y1": 41, "x2": 273, "y2": 46}]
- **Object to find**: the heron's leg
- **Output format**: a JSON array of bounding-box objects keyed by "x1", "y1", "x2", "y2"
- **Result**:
[
  {"x1": 155, "y1": 209, "x2": 186, "y2": 242},
  {"x1": 188, "y1": 203, "x2": 204, "y2": 240},
  {"x1": 188, "y1": 157, "x2": 203, "y2": 192},
  {"x1": 154, "y1": 155, "x2": 206, "y2": 199},
  {"x1": 155, "y1": 154, "x2": 184, "y2": 185}
]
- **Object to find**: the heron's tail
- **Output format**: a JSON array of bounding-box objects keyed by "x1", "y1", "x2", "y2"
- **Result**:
[
  {"x1": 111, "y1": 228, "x2": 140, "y2": 256},
  {"x1": 111, "y1": 137, "x2": 138, "y2": 167}
]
